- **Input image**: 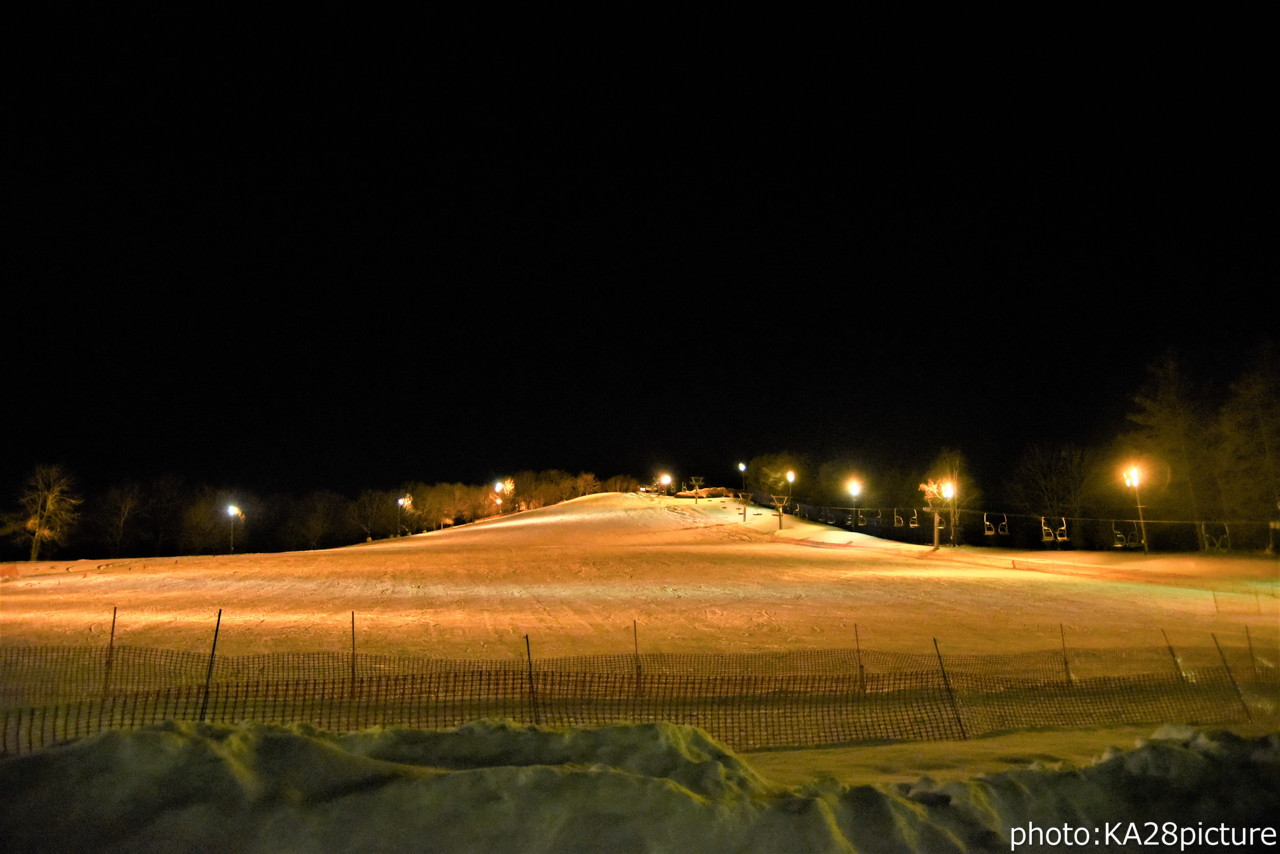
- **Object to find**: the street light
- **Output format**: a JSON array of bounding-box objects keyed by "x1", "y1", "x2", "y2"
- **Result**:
[
  {"x1": 659, "y1": 473, "x2": 672, "y2": 495},
  {"x1": 848, "y1": 479, "x2": 862, "y2": 527},
  {"x1": 942, "y1": 481, "x2": 956, "y2": 546},
  {"x1": 397, "y1": 494, "x2": 412, "y2": 535},
  {"x1": 226, "y1": 505, "x2": 243, "y2": 552},
  {"x1": 1124, "y1": 466, "x2": 1149, "y2": 554}
]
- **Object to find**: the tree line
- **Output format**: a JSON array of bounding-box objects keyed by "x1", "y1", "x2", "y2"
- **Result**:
[
  {"x1": 6, "y1": 344, "x2": 1276, "y2": 560},
  {"x1": 1, "y1": 469, "x2": 641, "y2": 561},
  {"x1": 739, "y1": 344, "x2": 1279, "y2": 551}
]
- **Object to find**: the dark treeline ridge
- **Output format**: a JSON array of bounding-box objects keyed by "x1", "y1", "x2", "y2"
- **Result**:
[
  {"x1": 2, "y1": 470, "x2": 641, "y2": 562},
  {"x1": 6, "y1": 345, "x2": 1278, "y2": 561}
]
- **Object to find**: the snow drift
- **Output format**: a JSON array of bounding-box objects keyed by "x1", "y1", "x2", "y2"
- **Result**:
[{"x1": 2, "y1": 719, "x2": 1276, "y2": 853}]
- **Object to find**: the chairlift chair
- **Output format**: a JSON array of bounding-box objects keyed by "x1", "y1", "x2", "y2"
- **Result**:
[
  {"x1": 893, "y1": 508, "x2": 904, "y2": 527},
  {"x1": 909, "y1": 509, "x2": 919, "y2": 528},
  {"x1": 1113, "y1": 521, "x2": 1140, "y2": 548},
  {"x1": 983, "y1": 513, "x2": 995, "y2": 536},
  {"x1": 1055, "y1": 517, "x2": 1069, "y2": 542},
  {"x1": 1040, "y1": 517, "x2": 1054, "y2": 543}
]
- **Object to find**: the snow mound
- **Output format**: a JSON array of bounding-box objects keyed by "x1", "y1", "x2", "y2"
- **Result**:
[{"x1": 1, "y1": 720, "x2": 1276, "y2": 853}]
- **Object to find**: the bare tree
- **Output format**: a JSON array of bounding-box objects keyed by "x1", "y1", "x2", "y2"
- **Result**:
[
  {"x1": 1127, "y1": 351, "x2": 1213, "y2": 528},
  {"x1": 98, "y1": 482, "x2": 145, "y2": 557},
  {"x1": 1213, "y1": 343, "x2": 1280, "y2": 521},
  {"x1": 350, "y1": 490, "x2": 394, "y2": 541},
  {"x1": 11, "y1": 465, "x2": 82, "y2": 561},
  {"x1": 1008, "y1": 442, "x2": 1094, "y2": 519}
]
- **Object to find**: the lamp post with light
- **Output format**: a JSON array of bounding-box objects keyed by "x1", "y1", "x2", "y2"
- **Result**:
[
  {"x1": 226, "y1": 505, "x2": 244, "y2": 553},
  {"x1": 397, "y1": 494, "x2": 412, "y2": 535},
  {"x1": 848, "y1": 479, "x2": 862, "y2": 527},
  {"x1": 943, "y1": 481, "x2": 957, "y2": 546},
  {"x1": 1124, "y1": 466, "x2": 1149, "y2": 554}
]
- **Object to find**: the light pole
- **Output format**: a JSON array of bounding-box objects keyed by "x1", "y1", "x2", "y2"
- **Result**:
[
  {"x1": 931, "y1": 481, "x2": 955, "y2": 548},
  {"x1": 397, "y1": 494, "x2": 412, "y2": 535},
  {"x1": 1124, "y1": 466, "x2": 1149, "y2": 554},
  {"x1": 848, "y1": 479, "x2": 862, "y2": 526},
  {"x1": 659, "y1": 473, "x2": 672, "y2": 496},
  {"x1": 226, "y1": 505, "x2": 243, "y2": 552},
  {"x1": 942, "y1": 481, "x2": 956, "y2": 546},
  {"x1": 738, "y1": 463, "x2": 749, "y2": 521},
  {"x1": 780, "y1": 470, "x2": 795, "y2": 529}
]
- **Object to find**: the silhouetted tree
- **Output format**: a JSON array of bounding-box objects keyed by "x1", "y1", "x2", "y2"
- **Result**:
[
  {"x1": 6, "y1": 465, "x2": 83, "y2": 560},
  {"x1": 280, "y1": 490, "x2": 351, "y2": 549},
  {"x1": 1213, "y1": 342, "x2": 1280, "y2": 521},
  {"x1": 744, "y1": 452, "x2": 808, "y2": 499},
  {"x1": 95, "y1": 482, "x2": 145, "y2": 557},
  {"x1": 1126, "y1": 351, "x2": 1214, "y2": 543},
  {"x1": 350, "y1": 490, "x2": 395, "y2": 540},
  {"x1": 1008, "y1": 443, "x2": 1095, "y2": 519}
]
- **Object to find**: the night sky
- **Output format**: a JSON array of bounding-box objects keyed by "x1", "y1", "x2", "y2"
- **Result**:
[{"x1": 11, "y1": 55, "x2": 1276, "y2": 501}]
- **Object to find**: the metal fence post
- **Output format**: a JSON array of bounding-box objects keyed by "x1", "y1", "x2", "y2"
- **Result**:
[
  {"x1": 198, "y1": 609, "x2": 222, "y2": 722},
  {"x1": 525, "y1": 634, "x2": 540, "y2": 725},
  {"x1": 1212, "y1": 633, "x2": 1251, "y2": 722},
  {"x1": 933, "y1": 638, "x2": 966, "y2": 740}
]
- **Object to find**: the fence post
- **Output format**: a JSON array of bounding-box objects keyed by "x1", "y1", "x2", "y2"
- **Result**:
[
  {"x1": 1212, "y1": 633, "x2": 1251, "y2": 722},
  {"x1": 932, "y1": 638, "x2": 966, "y2": 740},
  {"x1": 854, "y1": 624, "x2": 866, "y2": 693},
  {"x1": 101, "y1": 606, "x2": 118, "y2": 702},
  {"x1": 525, "y1": 634, "x2": 540, "y2": 725},
  {"x1": 632, "y1": 620, "x2": 643, "y2": 700},
  {"x1": 1060, "y1": 623, "x2": 1073, "y2": 686},
  {"x1": 198, "y1": 609, "x2": 222, "y2": 722},
  {"x1": 1245, "y1": 625, "x2": 1258, "y2": 681},
  {"x1": 350, "y1": 611, "x2": 357, "y2": 700},
  {"x1": 1162, "y1": 629, "x2": 1186, "y2": 683}
]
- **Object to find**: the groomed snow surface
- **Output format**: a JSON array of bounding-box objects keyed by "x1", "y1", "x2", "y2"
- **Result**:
[{"x1": 2, "y1": 493, "x2": 1277, "y2": 852}]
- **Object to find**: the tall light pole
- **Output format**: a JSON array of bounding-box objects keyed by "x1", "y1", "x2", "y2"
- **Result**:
[
  {"x1": 848, "y1": 478, "x2": 862, "y2": 526},
  {"x1": 942, "y1": 481, "x2": 956, "y2": 546},
  {"x1": 1124, "y1": 466, "x2": 1149, "y2": 554},
  {"x1": 226, "y1": 505, "x2": 243, "y2": 552},
  {"x1": 397, "y1": 494, "x2": 412, "y2": 535}
]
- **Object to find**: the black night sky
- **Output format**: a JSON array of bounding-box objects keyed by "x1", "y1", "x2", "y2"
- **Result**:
[{"x1": 10, "y1": 52, "x2": 1277, "y2": 501}]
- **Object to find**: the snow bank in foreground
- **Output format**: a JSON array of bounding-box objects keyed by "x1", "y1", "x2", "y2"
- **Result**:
[{"x1": 1, "y1": 720, "x2": 1276, "y2": 853}]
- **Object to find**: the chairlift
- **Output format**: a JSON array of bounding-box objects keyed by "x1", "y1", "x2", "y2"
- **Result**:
[
  {"x1": 1040, "y1": 517, "x2": 1054, "y2": 543},
  {"x1": 998, "y1": 514, "x2": 1009, "y2": 536},
  {"x1": 1204, "y1": 523, "x2": 1231, "y2": 552},
  {"x1": 908, "y1": 509, "x2": 919, "y2": 528},
  {"x1": 871, "y1": 509, "x2": 882, "y2": 527},
  {"x1": 1055, "y1": 517, "x2": 1069, "y2": 542},
  {"x1": 1113, "y1": 521, "x2": 1139, "y2": 549},
  {"x1": 893, "y1": 508, "x2": 904, "y2": 527},
  {"x1": 856, "y1": 509, "x2": 866, "y2": 526}
]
